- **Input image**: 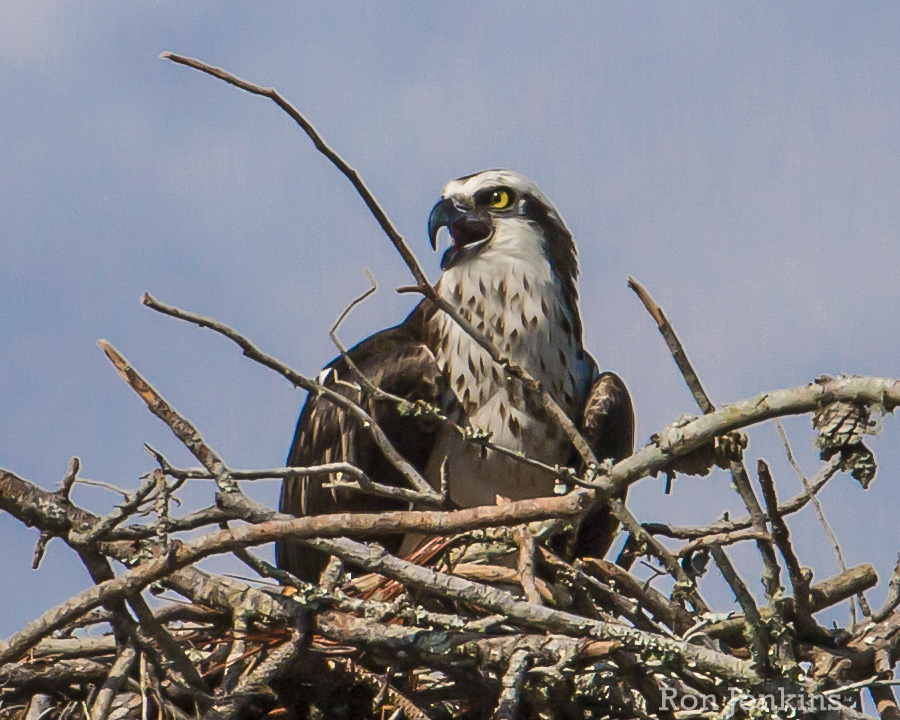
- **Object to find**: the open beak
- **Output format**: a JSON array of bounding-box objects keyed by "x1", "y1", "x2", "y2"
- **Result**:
[{"x1": 427, "y1": 198, "x2": 493, "y2": 270}]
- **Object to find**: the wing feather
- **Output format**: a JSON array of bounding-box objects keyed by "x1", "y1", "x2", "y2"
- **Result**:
[
  {"x1": 276, "y1": 303, "x2": 446, "y2": 581},
  {"x1": 571, "y1": 370, "x2": 635, "y2": 559}
]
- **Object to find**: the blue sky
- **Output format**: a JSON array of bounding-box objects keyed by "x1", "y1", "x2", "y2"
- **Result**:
[{"x1": 2, "y1": 3, "x2": 900, "y2": 640}]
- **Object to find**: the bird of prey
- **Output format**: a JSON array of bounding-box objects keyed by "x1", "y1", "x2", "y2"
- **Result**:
[{"x1": 277, "y1": 169, "x2": 634, "y2": 581}]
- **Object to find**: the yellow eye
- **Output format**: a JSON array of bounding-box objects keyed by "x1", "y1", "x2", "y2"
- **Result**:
[{"x1": 488, "y1": 189, "x2": 513, "y2": 209}]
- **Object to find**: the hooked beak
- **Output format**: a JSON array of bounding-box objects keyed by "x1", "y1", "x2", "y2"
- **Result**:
[{"x1": 427, "y1": 198, "x2": 493, "y2": 270}]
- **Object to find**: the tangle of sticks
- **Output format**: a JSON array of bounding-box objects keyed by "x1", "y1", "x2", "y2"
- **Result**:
[{"x1": 1, "y1": 54, "x2": 899, "y2": 720}]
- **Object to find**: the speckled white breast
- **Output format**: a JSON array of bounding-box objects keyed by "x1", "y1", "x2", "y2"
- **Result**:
[{"x1": 425, "y1": 220, "x2": 593, "y2": 507}]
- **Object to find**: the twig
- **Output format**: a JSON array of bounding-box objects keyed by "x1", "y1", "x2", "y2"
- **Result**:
[
  {"x1": 676, "y1": 528, "x2": 772, "y2": 557},
  {"x1": 324, "y1": 656, "x2": 433, "y2": 720},
  {"x1": 644, "y1": 459, "x2": 840, "y2": 539},
  {"x1": 73, "y1": 478, "x2": 131, "y2": 498},
  {"x1": 710, "y1": 545, "x2": 770, "y2": 673},
  {"x1": 136, "y1": 297, "x2": 439, "y2": 503},
  {"x1": 59, "y1": 457, "x2": 80, "y2": 499},
  {"x1": 70, "y1": 471, "x2": 161, "y2": 547},
  {"x1": 76, "y1": 549, "x2": 209, "y2": 697},
  {"x1": 139, "y1": 652, "x2": 149, "y2": 720},
  {"x1": 774, "y1": 418, "x2": 871, "y2": 621},
  {"x1": 608, "y1": 497, "x2": 710, "y2": 614},
  {"x1": 517, "y1": 526, "x2": 542, "y2": 605},
  {"x1": 98, "y1": 340, "x2": 241, "y2": 497},
  {"x1": 757, "y1": 459, "x2": 811, "y2": 618},
  {"x1": 319, "y1": 556, "x2": 344, "y2": 592},
  {"x1": 628, "y1": 277, "x2": 784, "y2": 599},
  {"x1": 873, "y1": 553, "x2": 900, "y2": 623},
  {"x1": 705, "y1": 563, "x2": 877, "y2": 644},
  {"x1": 578, "y1": 557, "x2": 694, "y2": 634},
  {"x1": 110, "y1": 505, "x2": 236, "y2": 541},
  {"x1": 205, "y1": 626, "x2": 307, "y2": 720},
  {"x1": 155, "y1": 472, "x2": 170, "y2": 550},
  {"x1": 89, "y1": 644, "x2": 137, "y2": 720},
  {"x1": 32, "y1": 458, "x2": 81, "y2": 569},
  {"x1": 491, "y1": 648, "x2": 530, "y2": 720},
  {"x1": 160, "y1": 51, "x2": 600, "y2": 471},
  {"x1": 627, "y1": 277, "x2": 714, "y2": 414},
  {"x1": 729, "y1": 461, "x2": 783, "y2": 601}
]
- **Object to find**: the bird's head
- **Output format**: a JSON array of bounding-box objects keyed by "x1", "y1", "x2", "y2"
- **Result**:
[{"x1": 428, "y1": 169, "x2": 576, "y2": 276}]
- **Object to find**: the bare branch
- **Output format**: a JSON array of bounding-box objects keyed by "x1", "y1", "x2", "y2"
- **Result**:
[
  {"x1": 644, "y1": 459, "x2": 840, "y2": 540},
  {"x1": 873, "y1": 553, "x2": 900, "y2": 623},
  {"x1": 70, "y1": 470, "x2": 161, "y2": 546},
  {"x1": 758, "y1": 459, "x2": 811, "y2": 617},
  {"x1": 309, "y1": 535, "x2": 759, "y2": 684},
  {"x1": 710, "y1": 545, "x2": 770, "y2": 671},
  {"x1": 627, "y1": 277, "x2": 714, "y2": 414},
  {"x1": 774, "y1": 418, "x2": 871, "y2": 621},
  {"x1": 137, "y1": 296, "x2": 439, "y2": 502},
  {"x1": 677, "y1": 528, "x2": 772, "y2": 557},
  {"x1": 491, "y1": 648, "x2": 530, "y2": 720},
  {"x1": 89, "y1": 645, "x2": 137, "y2": 720},
  {"x1": 160, "y1": 51, "x2": 600, "y2": 471},
  {"x1": 517, "y1": 526, "x2": 542, "y2": 605},
  {"x1": 608, "y1": 497, "x2": 711, "y2": 614}
]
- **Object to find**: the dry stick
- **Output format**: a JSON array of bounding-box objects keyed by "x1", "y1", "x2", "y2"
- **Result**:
[
  {"x1": 491, "y1": 648, "x2": 530, "y2": 720},
  {"x1": 517, "y1": 525, "x2": 542, "y2": 605},
  {"x1": 705, "y1": 563, "x2": 878, "y2": 644},
  {"x1": 205, "y1": 626, "x2": 306, "y2": 720},
  {"x1": 110, "y1": 505, "x2": 235, "y2": 542},
  {"x1": 77, "y1": 549, "x2": 209, "y2": 698},
  {"x1": 540, "y1": 551, "x2": 664, "y2": 633},
  {"x1": 97, "y1": 339, "x2": 236, "y2": 492},
  {"x1": 308, "y1": 535, "x2": 759, "y2": 685},
  {"x1": 90, "y1": 644, "x2": 137, "y2": 720},
  {"x1": 628, "y1": 277, "x2": 785, "y2": 599},
  {"x1": 873, "y1": 554, "x2": 900, "y2": 623},
  {"x1": 325, "y1": 657, "x2": 433, "y2": 720},
  {"x1": 677, "y1": 528, "x2": 773, "y2": 557},
  {"x1": 578, "y1": 558, "x2": 694, "y2": 635},
  {"x1": 4, "y1": 662, "x2": 109, "y2": 693},
  {"x1": 870, "y1": 685, "x2": 900, "y2": 720},
  {"x1": 4, "y1": 378, "x2": 900, "y2": 663},
  {"x1": 73, "y1": 477, "x2": 131, "y2": 498},
  {"x1": 710, "y1": 545, "x2": 770, "y2": 673},
  {"x1": 773, "y1": 419, "x2": 871, "y2": 622},
  {"x1": 32, "y1": 457, "x2": 80, "y2": 569},
  {"x1": 757, "y1": 459, "x2": 811, "y2": 621},
  {"x1": 607, "y1": 497, "x2": 711, "y2": 614},
  {"x1": 645, "y1": 459, "x2": 840, "y2": 540},
  {"x1": 71, "y1": 471, "x2": 161, "y2": 546},
  {"x1": 136, "y1": 297, "x2": 438, "y2": 504},
  {"x1": 160, "y1": 51, "x2": 599, "y2": 472}
]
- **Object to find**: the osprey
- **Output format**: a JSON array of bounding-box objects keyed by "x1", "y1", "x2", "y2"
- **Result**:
[{"x1": 277, "y1": 170, "x2": 633, "y2": 581}]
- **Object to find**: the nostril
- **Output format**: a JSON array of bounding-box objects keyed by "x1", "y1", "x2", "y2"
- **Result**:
[{"x1": 448, "y1": 216, "x2": 492, "y2": 247}]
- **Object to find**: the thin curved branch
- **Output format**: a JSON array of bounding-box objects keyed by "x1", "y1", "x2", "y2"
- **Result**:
[
  {"x1": 160, "y1": 51, "x2": 599, "y2": 468},
  {"x1": 135, "y1": 297, "x2": 438, "y2": 502}
]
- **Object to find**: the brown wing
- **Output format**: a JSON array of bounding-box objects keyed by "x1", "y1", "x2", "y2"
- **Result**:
[
  {"x1": 276, "y1": 303, "x2": 446, "y2": 581},
  {"x1": 571, "y1": 370, "x2": 635, "y2": 559}
]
